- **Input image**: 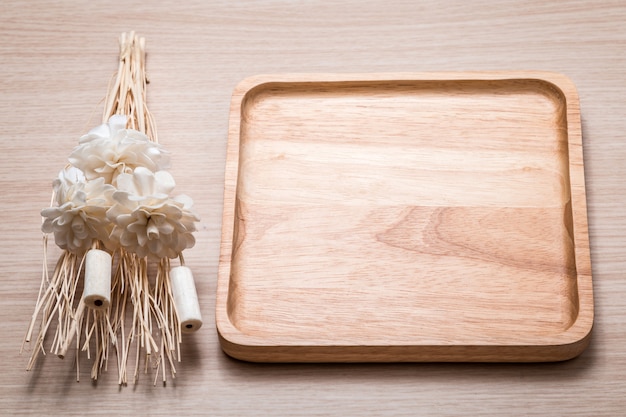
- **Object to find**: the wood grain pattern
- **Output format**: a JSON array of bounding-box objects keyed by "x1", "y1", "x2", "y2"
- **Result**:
[
  {"x1": 2, "y1": 1, "x2": 626, "y2": 415},
  {"x1": 217, "y1": 72, "x2": 592, "y2": 362}
]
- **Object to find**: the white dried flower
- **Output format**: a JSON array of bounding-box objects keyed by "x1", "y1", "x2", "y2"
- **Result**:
[
  {"x1": 41, "y1": 166, "x2": 116, "y2": 253},
  {"x1": 68, "y1": 115, "x2": 170, "y2": 185},
  {"x1": 107, "y1": 167, "x2": 199, "y2": 259}
]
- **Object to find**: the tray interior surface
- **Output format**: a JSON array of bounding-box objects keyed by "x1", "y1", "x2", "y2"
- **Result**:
[{"x1": 222, "y1": 77, "x2": 586, "y2": 353}]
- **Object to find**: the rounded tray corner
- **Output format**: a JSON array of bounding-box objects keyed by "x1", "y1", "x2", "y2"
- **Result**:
[{"x1": 215, "y1": 310, "x2": 255, "y2": 361}]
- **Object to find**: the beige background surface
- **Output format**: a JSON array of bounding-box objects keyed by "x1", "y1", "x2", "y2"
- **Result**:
[{"x1": 1, "y1": 1, "x2": 624, "y2": 415}]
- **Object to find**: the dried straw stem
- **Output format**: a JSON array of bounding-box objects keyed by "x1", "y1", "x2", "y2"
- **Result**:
[
  {"x1": 103, "y1": 31, "x2": 157, "y2": 142},
  {"x1": 23, "y1": 250, "x2": 86, "y2": 370}
]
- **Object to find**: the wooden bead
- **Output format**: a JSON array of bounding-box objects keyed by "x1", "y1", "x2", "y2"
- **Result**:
[
  {"x1": 170, "y1": 266, "x2": 202, "y2": 333},
  {"x1": 82, "y1": 249, "x2": 112, "y2": 310}
]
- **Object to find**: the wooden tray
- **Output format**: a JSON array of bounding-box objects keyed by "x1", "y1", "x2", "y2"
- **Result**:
[{"x1": 216, "y1": 72, "x2": 593, "y2": 362}]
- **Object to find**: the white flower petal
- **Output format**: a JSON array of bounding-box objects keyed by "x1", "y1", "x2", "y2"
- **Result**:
[
  {"x1": 60, "y1": 166, "x2": 86, "y2": 184},
  {"x1": 154, "y1": 171, "x2": 176, "y2": 194},
  {"x1": 108, "y1": 114, "x2": 128, "y2": 133},
  {"x1": 174, "y1": 194, "x2": 194, "y2": 210},
  {"x1": 133, "y1": 167, "x2": 154, "y2": 196},
  {"x1": 80, "y1": 123, "x2": 111, "y2": 143}
]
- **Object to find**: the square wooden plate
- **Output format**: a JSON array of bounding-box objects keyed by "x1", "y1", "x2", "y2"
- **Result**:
[{"x1": 216, "y1": 72, "x2": 593, "y2": 362}]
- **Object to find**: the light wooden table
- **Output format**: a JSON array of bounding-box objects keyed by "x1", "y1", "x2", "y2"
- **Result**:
[{"x1": 1, "y1": 1, "x2": 624, "y2": 415}]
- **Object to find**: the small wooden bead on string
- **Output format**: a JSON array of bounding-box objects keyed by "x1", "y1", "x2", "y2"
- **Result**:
[
  {"x1": 83, "y1": 248, "x2": 112, "y2": 310},
  {"x1": 170, "y1": 254, "x2": 202, "y2": 333}
]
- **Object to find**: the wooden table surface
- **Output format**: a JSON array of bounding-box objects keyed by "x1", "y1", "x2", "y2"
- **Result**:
[{"x1": 1, "y1": 1, "x2": 624, "y2": 415}]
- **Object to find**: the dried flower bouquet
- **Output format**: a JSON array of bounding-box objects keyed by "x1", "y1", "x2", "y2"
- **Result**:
[{"x1": 23, "y1": 32, "x2": 202, "y2": 385}]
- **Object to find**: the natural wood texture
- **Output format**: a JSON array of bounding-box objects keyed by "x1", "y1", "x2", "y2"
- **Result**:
[
  {"x1": 217, "y1": 72, "x2": 593, "y2": 362},
  {"x1": 1, "y1": 1, "x2": 626, "y2": 415}
]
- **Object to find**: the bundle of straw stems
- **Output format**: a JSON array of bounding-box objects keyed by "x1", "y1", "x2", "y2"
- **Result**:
[{"x1": 23, "y1": 32, "x2": 183, "y2": 385}]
